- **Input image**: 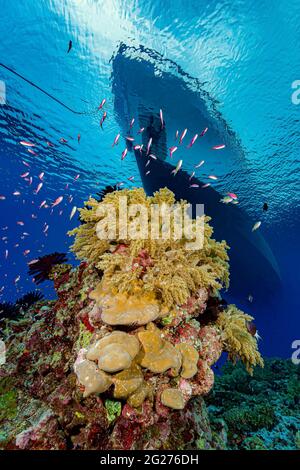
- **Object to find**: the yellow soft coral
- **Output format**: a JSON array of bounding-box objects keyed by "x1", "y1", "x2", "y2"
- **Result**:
[
  {"x1": 68, "y1": 198, "x2": 110, "y2": 264},
  {"x1": 216, "y1": 304, "x2": 264, "y2": 374},
  {"x1": 69, "y1": 187, "x2": 230, "y2": 311}
]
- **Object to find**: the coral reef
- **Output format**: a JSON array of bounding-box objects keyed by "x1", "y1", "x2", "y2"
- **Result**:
[
  {"x1": 15, "y1": 291, "x2": 44, "y2": 310},
  {"x1": 0, "y1": 291, "x2": 44, "y2": 321},
  {"x1": 68, "y1": 188, "x2": 262, "y2": 409},
  {"x1": 207, "y1": 359, "x2": 300, "y2": 450},
  {"x1": 0, "y1": 188, "x2": 264, "y2": 450},
  {"x1": 0, "y1": 263, "x2": 225, "y2": 450},
  {"x1": 0, "y1": 302, "x2": 19, "y2": 321}
]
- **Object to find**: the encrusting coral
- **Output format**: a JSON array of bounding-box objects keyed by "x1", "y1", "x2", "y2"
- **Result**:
[
  {"x1": 90, "y1": 285, "x2": 161, "y2": 326},
  {"x1": 0, "y1": 291, "x2": 44, "y2": 322},
  {"x1": 86, "y1": 331, "x2": 140, "y2": 372},
  {"x1": 67, "y1": 187, "x2": 263, "y2": 410}
]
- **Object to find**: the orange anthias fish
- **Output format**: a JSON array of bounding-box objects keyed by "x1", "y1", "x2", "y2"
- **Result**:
[
  {"x1": 98, "y1": 99, "x2": 106, "y2": 110},
  {"x1": 169, "y1": 146, "x2": 177, "y2": 158},
  {"x1": 179, "y1": 128, "x2": 187, "y2": 144},
  {"x1": 171, "y1": 159, "x2": 183, "y2": 176},
  {"x1": 146, "y1": 137, "x2": 152, "y2": 155},
  {"x1": 100, "y1": 112, "x2": 107, "y2": 129},
  {"x1": 195, "y1": 160, "x2": 205, "y2": 168},
  {"x1": 187, "y1": 134, "x2": 198, "y2": 148},
  {"x1": 121, "y1": 148, "x2": 128, "y2": 161},
  {"x1": 52, "y1": 196, "x2": 63, "y2": 208},
  {"x1": 70, "y1": 206, "x2": 77, "y2": 220},
  {"x1": 252, "y1": 221, "x2": 262, "y2": 232},
  {"x1": 112, "y1": 133, "x2": 120, "y2": 147},
  {"x1": 159, "y1": 109, "x2": 164, "y2": 129},
  {"x1": 35, "y1": 183, "x2": 43, "y2": 194},
  {"x1": 20, "y1": 141, "x2": 35, "y2": 147},
  {"x1": 212, "y1": 144, "x2": 225, "y2": 150}
]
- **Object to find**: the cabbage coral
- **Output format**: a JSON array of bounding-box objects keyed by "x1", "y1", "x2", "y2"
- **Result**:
[{"x1": 216, "y1": 304, "x2": 264, "y2": 374}]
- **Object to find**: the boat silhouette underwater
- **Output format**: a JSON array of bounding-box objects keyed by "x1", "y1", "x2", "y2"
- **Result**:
[{"x1": 111, "y1": 43, "x2": 281, "y2": 305}]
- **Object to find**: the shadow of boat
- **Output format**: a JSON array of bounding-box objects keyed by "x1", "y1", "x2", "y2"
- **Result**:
[{"x1": 111, "y1": 43, "x2": 281, "y2": 303}]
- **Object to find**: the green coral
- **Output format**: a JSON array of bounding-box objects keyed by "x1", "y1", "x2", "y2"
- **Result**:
[
  {"x1": 0, "y1": 378, "x2": 17, "y2": 423},
  {"x1": 105, "y1": 399, "x2": 122, "y2": 424},
  {"x1": 223, "y1": 403, "x2": 276, "y2": 434},
  {"x1": 48, "y1": 263, "x2": 72, "y2": 281},
  {"x1": 75, "y1": 322, "x2": 93, "y2": 351},
  {"x1": 295, "y1": 431, "x2": 300, "y2": 449},
  {"x1": 241, "y1": 435, "x2": 267, "y2": 450},
  {"x1": 287, "y1": 375, "x2": 300, "y2": 402},
  {"x1": 196, "y1": 437, "x2": 207, "y2": 449},
  {"x1": 216, "y1": 304, "x2": 263, "y2": 373},
  {"x1": 207, "y1": 359, "x2": 300, "y2": 450},
  {"x1": 49, "y1": 351, "x2": 62, "y2": 366},
  {"x1": 0, "y1": 391, "x2": 17, "y2": 422}
]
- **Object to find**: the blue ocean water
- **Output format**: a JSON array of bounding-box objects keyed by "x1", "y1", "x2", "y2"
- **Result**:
[{"x1": 0, "y1": 0, "x2": 299, "y2": 358}]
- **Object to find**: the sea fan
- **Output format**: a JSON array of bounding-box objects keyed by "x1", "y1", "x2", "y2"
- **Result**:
[
  {"x1": 15, "y1": 291, "x2": 44, "y2": 310},
  {"x1": 199, "y1": 296, "x2": 228, "y2": 326},
  {"x1": 28, "y1": 252, "x2": 68, "y2": 284},
  {"x1": 96, "y1": 184, "x2": 119, "y2": 202},
  {"x1": 0, "y1": 302, "x2": 19, "y2": 321}
]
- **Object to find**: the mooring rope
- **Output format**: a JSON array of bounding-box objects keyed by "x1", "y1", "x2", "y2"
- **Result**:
[{"x1": 0, "y1": 62, "x2": 98, "y2": 115}]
